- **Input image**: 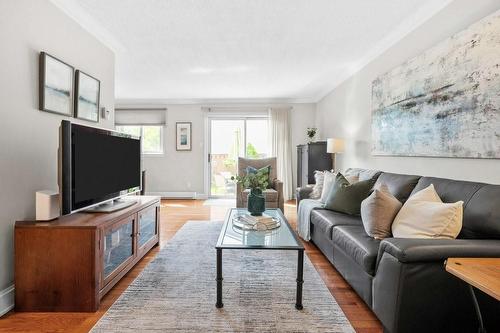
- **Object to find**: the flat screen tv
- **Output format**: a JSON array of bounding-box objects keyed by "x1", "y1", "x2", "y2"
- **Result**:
[{"x1": 59, "y1": 120, "x2": 141, "y2": 215}]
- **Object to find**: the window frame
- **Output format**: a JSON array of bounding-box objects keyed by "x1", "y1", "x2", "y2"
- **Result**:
[{"x1": 116, "y1": 124, "x2": 164, "y2": 156}]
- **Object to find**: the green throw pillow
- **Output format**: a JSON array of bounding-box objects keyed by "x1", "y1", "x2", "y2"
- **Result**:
[
  {"x1": 324, "y1": 173, "x2": 375, "y2": 215},
  {"x1": 246, "y1": 165, "x2": 272, "y2": 188}
]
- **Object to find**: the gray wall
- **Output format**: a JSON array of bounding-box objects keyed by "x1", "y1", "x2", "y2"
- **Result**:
[
  {"x1": 134, "y1": 103, "x2": 316, "y2": 196},
  {"x1": 316, "y1": 0, "x2": 500, "y2": 184},
  {"x1": 0, "y1": 0, "x2": 115, "y2": 297}
]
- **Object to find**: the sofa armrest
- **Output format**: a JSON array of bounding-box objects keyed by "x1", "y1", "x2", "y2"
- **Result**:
[
  {"x1": 378, "y1": 238, "x2": 500, "y2": 265},
  {"x1": 272, "y1": 179, "x2": 284, "y2": 212},
  {"x1": 296, "y1": 186, "x2": 313, "y2": 207}
]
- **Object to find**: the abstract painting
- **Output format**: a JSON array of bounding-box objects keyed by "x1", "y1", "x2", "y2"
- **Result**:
[
  {"x1": 176, "y1": 122, "x2": 192, "y2": 151},
  {"x1": 372, "y1": 10, "x2": 500, "y2": 158},
  {"x1": 39, "y1": 52, "x2": 74, "y2": 116},
  {"x1": 75, "y1": 70, "x2": 100, "y2": 122}
]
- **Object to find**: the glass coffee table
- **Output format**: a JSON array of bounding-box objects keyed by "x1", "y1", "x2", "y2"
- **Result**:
[{"x1": 215, "y1": 208, "x2": 305, "y2": 310}]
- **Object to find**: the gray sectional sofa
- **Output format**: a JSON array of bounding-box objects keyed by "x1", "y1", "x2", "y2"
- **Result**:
[{"x1": 296, "y1": 168, "x2": 500, "y2": 333}]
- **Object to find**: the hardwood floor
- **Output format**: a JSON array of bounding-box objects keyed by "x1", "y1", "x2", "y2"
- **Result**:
[{"x1": 0, "y1": 199, "x2": 382, "y2": 333}]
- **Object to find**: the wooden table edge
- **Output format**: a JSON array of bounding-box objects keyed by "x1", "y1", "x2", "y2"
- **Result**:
[{"x1": 445, "y1": 257, "x2": 500, "y2": 301}]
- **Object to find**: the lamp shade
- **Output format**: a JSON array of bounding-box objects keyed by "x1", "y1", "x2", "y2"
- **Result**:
[{"x1": 327, "y1": 138, "x2": 345, "y2": 153}]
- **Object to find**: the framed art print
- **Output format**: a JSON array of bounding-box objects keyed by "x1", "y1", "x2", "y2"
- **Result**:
[
  {"x1": 75, "y1": 70, "x2": 100, "y2": 122},
  {"x1": 39, "y1": 52, "x2": 74, "y2": 116},
  {"x1": 176, "y1": 122, "x2": 192, "y2": 151}
]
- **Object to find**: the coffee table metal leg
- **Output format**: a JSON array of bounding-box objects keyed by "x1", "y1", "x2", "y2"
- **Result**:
[
  {"x1": 295, "y1": 249, "x2": 304, "y2": 310},
  {"x1": 469, "y1": 285, "x2": 486, "y2": 333},
  {"x1": 216, "y1": 248, "x2": 224, "y2": 308}
]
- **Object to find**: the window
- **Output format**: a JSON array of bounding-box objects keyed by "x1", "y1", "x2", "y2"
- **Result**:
[
  {"x1": 116, "y1": 125, "x2": 164, "y2": 155},
  {"x1": 208, "y1": 117, "x2": 269, "y2": 197}
]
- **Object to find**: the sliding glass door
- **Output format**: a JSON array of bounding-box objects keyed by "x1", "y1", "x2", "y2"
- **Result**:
[{"x1": 209, "y1": 117, "x2": 269, "y2": 197}]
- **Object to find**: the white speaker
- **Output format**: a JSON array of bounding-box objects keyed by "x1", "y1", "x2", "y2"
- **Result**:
[{"x1": 36, "y1": 190, "x2": 60, "y2": 221}]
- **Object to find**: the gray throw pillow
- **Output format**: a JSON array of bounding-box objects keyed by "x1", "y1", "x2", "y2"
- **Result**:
[
  {"x1": 324, "y1": 173, "x2": 375, "y2": 215},
  {"x1": 361, "y1": 184, "x2": 402, "y2": 239}
]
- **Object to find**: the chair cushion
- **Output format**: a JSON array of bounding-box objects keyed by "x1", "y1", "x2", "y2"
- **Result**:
[
  {"x1": 242, "y1": 188, "x2": 278, "y2": 202},
  {"x1": 331, "y1": 225, "x2": 381, "y2": 275},
  {"x1": 310, "y1": 209, "x2": 362, "y2": 239}
]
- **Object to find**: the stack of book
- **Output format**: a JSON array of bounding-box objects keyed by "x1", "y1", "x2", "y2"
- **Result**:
[{"x1": 239, "y1": 214, "x2": 280, "y2": 230}]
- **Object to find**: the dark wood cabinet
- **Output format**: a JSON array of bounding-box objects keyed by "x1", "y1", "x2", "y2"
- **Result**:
[
  {"x1": 297, "y1": 142, "x2": 332, "y2": 187},
  {"x1": 15, "y1": 196, "x2": 160, "y2": 312}
]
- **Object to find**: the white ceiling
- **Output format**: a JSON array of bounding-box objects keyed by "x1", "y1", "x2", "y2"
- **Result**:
[{"x1": 51, "y1": 0, "x2": 451, "y2": 102}]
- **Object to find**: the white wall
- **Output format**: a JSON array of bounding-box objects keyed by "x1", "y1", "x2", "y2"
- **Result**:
[
  {"x1": 0, "y1": 0, "x2": 115, "y2": 308},
  {"x1": 122, "y1": 103, "x2": 316, "y2": 197},
  {"x1": 316, "y1": 0, "x2": 500, "y2": 184}
]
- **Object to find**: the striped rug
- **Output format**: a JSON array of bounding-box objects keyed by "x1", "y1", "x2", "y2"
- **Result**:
[{"x1": 91, "y1": 221, "x2": 354, "y2": 333}]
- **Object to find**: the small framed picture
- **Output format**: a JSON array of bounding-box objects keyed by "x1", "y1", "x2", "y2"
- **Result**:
[
  {"x1": 39, "y1": 52, "x2": 74, "y2": 116},
  {"x1": 75, "y1": 70, "x2": 100, "y2": 122},
  {"x1": 176, "y1": 122, "x2": 192, "y2": 151}
]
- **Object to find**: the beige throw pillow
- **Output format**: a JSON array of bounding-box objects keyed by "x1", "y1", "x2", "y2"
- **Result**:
[
  {"x1": 392, "y1": 184, "x2": 463, "y2": 239},
  {"x1": 361, "y1": 184, "x2": 402, "y2": 239}
]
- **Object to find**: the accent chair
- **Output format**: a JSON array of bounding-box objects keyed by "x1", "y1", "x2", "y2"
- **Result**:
[{"x1": 236, "y1": 157, "x2": 284, "y2": 212}]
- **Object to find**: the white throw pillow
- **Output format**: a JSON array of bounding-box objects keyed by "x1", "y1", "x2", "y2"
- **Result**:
[
  {"x1": 392, "y1": 184, "x2": 463, "y2": 239},
  {"x1": 310, "y1": 170, "x2": 325, "y2": 199},
  {"x1": 320, "y1": 171, "x2": 337, "y2": 203}
]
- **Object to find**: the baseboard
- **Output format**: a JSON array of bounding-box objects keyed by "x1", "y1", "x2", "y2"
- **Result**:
[
  {"x1": 0, "y1": 285, "x2": 14, "y2": 317},
  {"x1": 146, "y1": 191, "x2": 207, "y2": 199}
]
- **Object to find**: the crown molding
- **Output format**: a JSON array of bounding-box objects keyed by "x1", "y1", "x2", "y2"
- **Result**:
[
  {"x1": 115, "y1": 97, "x2": 316, "y2": 106},
  {"x1": 313, "y1": 0, "x2": 454, "y2": 102},
  {"x1": 49, "y1": 0, "x2": 124, "y2": 53}
]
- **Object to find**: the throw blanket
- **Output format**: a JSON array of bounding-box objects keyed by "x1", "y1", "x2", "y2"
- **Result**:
[{"x1": 297, "y1": 199, "x2": 324, "y2": 241}]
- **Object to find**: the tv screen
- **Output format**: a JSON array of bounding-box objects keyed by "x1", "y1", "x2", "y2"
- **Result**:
[{"x1": 59, "y1": 120, "x2": 141, "y2": 214}]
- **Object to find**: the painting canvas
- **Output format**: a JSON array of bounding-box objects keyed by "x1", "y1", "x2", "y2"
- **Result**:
[
  {"x1": 75, "y1": 70, "x2": 100, "y2": 122},
  {"x1": 39, "y1": 52, "x2": 74, "y2": 116},
  {"x1": 372, "y1": 10, "x2": 500, "y2": 158},
  {"x1": 176, "y1": 122, "x2": 192, "y2": 151}
]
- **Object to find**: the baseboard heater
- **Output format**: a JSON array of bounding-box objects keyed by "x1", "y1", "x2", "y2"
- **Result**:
[{"x1": 146, "y1": 192, "x2": 207, "y2": 199}]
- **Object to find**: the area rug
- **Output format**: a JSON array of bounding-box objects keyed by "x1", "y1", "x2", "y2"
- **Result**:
[{"x1": 91, "y1": 221, "x2": 354, "y2": 333}]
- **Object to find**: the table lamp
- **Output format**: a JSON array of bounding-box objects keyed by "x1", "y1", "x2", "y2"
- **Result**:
[{"x1": 327, "y1": 138, "x2": 345, "y2": 172}]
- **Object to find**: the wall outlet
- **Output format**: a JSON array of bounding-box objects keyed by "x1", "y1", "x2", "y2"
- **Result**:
[{"x1": 186, "y1": 181, "x2": 191, "y2": 189}]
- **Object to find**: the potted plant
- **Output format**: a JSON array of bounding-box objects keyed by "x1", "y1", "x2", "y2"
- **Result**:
[
  {"x1": 306, "y1": 127, "x2": 317, "y2": 143},
  {"x1": 231, "y1": 170, "x2": 269, "y2": 216}
]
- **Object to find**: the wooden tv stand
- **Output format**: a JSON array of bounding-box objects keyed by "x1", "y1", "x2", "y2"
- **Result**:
[{"x1": 15, "y1": 196, "x2": 160, "y2": 312}]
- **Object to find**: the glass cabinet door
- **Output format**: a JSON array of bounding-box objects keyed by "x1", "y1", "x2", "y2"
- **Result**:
[
  {"x1": 102, "y1": 218, "x2": 134, "y2": 281},
  {"x1": 138, "y1": 205, "x2": 158, "y2": 250}
]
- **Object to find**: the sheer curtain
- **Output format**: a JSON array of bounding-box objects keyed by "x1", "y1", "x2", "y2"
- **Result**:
[{"x1": 269, "y1": 108, "x2": 293, "y2": 200}]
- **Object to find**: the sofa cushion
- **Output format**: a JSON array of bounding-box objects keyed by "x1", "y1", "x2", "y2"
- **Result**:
[
  {"x1": 411, "y1": 177, "x2": 496, "y2": 239},
  {"x1": 242, "y1": 188, "x2": 278, "y2": 202},
  {"x1": 462, "y1": 184, "x2": 500, "y2": 239},
  {"x1": 344, "y1": 168, "x2": 381, "y2": 181},
  {"x1": 310, "y1": 209, "x2": 362, "y2": 239},
  {"x1": 411, "y1": 177, "x2": 483, "y2": 206},
  {"x1": 375, "y1": 172, "x2": 421, "y2": 203},
  {"x1": 331, "y1": 225, "x2": 381, "y2": 275}
]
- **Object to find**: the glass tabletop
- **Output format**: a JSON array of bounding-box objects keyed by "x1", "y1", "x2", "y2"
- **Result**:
[{"x1": 216, "y1": 208, "x2": 304, "y2": 250}]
